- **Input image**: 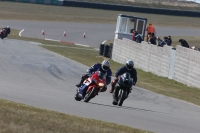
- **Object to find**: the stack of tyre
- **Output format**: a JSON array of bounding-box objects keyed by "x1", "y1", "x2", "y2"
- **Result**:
[{"x1": 99, "y1": 43, "x2": 113, "y2": 58}]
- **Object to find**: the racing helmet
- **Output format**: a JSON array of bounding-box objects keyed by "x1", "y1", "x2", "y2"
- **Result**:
[
  {"x1": 126, "y1": 60, "x2": 134, "y2": 70},
  {"x1": 101, "y1": 60, "x2": 110, "y2": 71},
  {"x1": 6, "y1": 26, "x2": 10, "y2": 29}
]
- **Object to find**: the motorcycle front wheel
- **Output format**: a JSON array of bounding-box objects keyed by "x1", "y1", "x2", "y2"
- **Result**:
[
  {"x1": 84, "y1": 87, "x2": 96, "y2": 102},
  {"x1": 118, "y1": 90, "x2": 127, "y2": 106},
  {"x1": 74, "y1": 93, "x2": 82, "y2": 101}
]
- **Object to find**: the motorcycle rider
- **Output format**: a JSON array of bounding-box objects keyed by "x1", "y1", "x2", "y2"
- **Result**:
[
  {"x1": 109, "y1": 60, "x2": 137, "y2": 97},
  {"x1": 76, "y1": 60, "x2": 112, "y2": 92},
  {"x1": 2, "y1": 26, "x2": 10, "y2": 38}
]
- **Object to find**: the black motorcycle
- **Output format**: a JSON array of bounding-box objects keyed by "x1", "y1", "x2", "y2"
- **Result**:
[{"x1": 112, "y1": 72, "x2": 133, "y2": 106}]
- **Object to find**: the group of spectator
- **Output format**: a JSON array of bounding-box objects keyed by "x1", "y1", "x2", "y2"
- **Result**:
[
  {"x1": 131, "y1": 23, "x2": 200, "y2": 52},
  {"x1": 146, "y1": 24, "x2": 172, "y2": 47},
  {"x1": 147, "y1": 33, "x2": 172, "y2": 47}
]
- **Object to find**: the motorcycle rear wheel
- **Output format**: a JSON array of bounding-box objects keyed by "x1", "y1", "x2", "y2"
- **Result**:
[{"x1": 84, "y1": 87, "x2": 96, "y2": 102}]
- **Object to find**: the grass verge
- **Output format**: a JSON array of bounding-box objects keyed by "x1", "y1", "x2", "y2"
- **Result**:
[{"x1": 0, "y1": 99, "x2": 152, "y2": 133}]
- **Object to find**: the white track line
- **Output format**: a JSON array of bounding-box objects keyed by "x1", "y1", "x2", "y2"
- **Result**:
[
  {"x1": 45, "y1": 38, "x2": 60, "y2": 42},
  {"x1": 102, "y1": 40, "x2": 107, "y2": 44},
  {"x1": 19, "y1": 29, "x2": 24, "y2": 36},
  {"x1": 75, "y1": 43, "x2": 90, "y2": 47},
  {"x1": 29, "y1": 42, "x2": 42, "y2": 45}
]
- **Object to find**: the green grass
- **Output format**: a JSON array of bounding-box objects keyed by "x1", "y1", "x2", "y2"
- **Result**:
[{"x1": 0, "y1": 99, "x2": 152, "y2": 133}]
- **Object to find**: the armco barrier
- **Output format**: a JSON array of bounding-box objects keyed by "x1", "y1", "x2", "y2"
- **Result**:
[
  {"x1": 112, "y1": 38, "x2": 200, "y2": 89},
  {"x1": 63, "y1": 1, "x2": 200, "y2": 18}
]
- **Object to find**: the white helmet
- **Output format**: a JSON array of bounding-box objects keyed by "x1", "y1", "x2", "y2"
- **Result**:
[
  {"x1": 126, "y1": 60, "x2": 134, "y2": 70},
  {"x1": 6, "y1": 26, "x2": 10, "y2": 29},
  {"x1": 101, "y1": 60, "x2": 110, "y2": 71}
]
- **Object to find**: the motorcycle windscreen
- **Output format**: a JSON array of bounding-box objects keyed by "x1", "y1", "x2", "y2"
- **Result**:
[{"x1": 97, "y1": 71, "x2": 107, "y2": 80}]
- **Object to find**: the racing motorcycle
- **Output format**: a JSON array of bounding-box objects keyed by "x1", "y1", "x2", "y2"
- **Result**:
[
  {"x1": 75, "y1": 70, "x2": 106, "y2": 102},
  {"x1": 112, "y1": 72, "x2": 133, "y2": 106}
]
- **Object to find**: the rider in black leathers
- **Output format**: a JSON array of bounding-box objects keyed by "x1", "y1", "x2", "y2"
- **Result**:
[
  {"x1": 1, "y1": 26, "x2": 11, "y2": 38},
  {"x1": 110, "y1": 60, "x2": 137, "y2": 97}
]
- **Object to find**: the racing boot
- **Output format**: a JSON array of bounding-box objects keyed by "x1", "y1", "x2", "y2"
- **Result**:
[
  {"x1": 76, "y1": 83, "x2": 82, "y2": 88},
  {"x1": 112, "y1": 87, "x2": 119, "y2": 105},
  {"x1": 76, "y1": 74, "x2": 90, "y2": 88},
  {"x1": 112, "y1": 100, "x2": 118, "y2": 105}
]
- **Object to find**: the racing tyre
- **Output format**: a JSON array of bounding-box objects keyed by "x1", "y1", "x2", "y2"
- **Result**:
[
  {"x1": 118, "y1": 90, "x2": 127, "y2": 106},
  {"x1": 75, "y1": 94, "x2": 82, "y2": 101},
  {"x1": 84, "y1": 87, "x2": 96, "y2": 102}
]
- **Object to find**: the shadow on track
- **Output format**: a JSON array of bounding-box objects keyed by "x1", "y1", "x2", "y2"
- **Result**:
[{"x1": 86, "y1": 102, "x2": 170, "y2": 114}]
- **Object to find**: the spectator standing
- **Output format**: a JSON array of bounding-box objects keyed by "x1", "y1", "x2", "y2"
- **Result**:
[{"x1": 146, "y1": 24, "x2": 156, "y2": 41}]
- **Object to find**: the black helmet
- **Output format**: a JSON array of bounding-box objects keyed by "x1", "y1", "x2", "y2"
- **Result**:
[{"x1": 126, "y1": 60, "x2": 134, "y2": 70}]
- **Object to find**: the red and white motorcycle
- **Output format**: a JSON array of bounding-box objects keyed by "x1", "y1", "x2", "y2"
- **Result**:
[{"x1": 75, "y1": 71, "x2": 106, "y2": 102}]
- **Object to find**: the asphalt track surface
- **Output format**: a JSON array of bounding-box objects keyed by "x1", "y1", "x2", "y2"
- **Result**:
[{"x1": 0, "y1": 20, "x2": 200, "y2": 133}]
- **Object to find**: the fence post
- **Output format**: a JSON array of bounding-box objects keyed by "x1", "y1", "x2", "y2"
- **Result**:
[{"x1": 168, "y1": 48, "x2": 176, "y2": 79}]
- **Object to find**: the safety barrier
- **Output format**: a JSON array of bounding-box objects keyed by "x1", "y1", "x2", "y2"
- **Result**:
[
  {"x1": 99, "y1": 44, "x2": 104, "y2": 56},
  {"x1": 63, "y1": 1, "x2": 200, "y2": 17},
  {"x1": 112, "y1": 38, "x2": 200, "y2": 89},
  {"x1": 99, "y1": 44, "x2": 113, "y2": 58}
]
